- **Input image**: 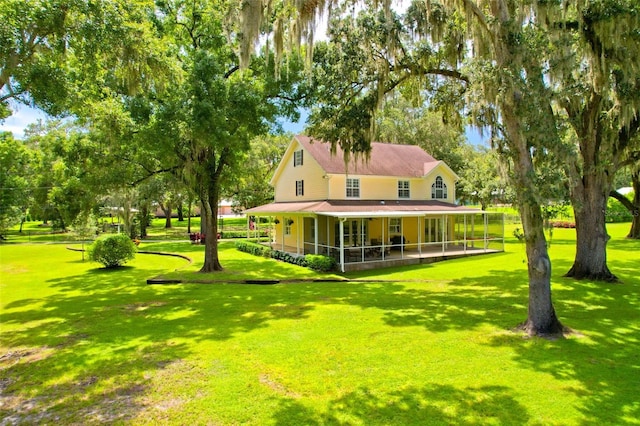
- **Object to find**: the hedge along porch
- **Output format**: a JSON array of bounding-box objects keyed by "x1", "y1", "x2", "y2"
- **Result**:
[{"x1": 246, "y1": 201, "x2": 504, "y2": 272}]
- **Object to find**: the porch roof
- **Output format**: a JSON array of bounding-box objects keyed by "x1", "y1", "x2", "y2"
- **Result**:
[{"x1": 245, "y1": 200, "x2": 489, "y2": 218}]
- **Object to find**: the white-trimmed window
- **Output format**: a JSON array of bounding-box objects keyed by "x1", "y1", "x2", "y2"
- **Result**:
[
  {"x1": 295, "y1": 180, "x2": 304, "y2": 196},
  {"x1": 431, "y1": 176, "x2": 448, "y2": 199},
  {"x1": 284, "y1": 217, "x2": 292, "y2": 235},
  {"x1": 346, "y1": 178, "x2": 360, "y2": 198},
  {"x1": 293, "y1": 150, "x2": 303, "y2": 167},
  {"x1": 389, "y1": 218, "x2": 401, "y2": 234},
  {"x1": 398, "y1": 180, "x2": 410, "y2": 198}
]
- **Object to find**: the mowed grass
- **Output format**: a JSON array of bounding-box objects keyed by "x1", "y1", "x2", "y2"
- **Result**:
[{"x1": 0, "y1": 224, "x2": 638, "y2": 425}]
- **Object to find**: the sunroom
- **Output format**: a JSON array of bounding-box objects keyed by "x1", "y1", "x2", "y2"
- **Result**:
[{"x1": 245, "y1": 200, "x2": 504, "y2": 272}]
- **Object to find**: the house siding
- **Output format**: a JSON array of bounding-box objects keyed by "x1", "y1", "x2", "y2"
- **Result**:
[
  {"x1": 274, "y1": 142, "x2": 328, "y2": 202},
  {"x1": 327, "y1": 169, "x2": 456, "y2": 202}
]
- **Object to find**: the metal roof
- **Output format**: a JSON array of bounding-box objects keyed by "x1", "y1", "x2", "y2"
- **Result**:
[{"x1": 245, "y1": 200, "x2": 495, "y2": 218}]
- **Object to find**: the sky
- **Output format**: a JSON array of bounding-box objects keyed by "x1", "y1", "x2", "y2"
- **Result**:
[
  {"x1": 1, "y1": 104, "x2": 49, "y2": 138},
  {"x1": 2, "y1": 104, "x2": 486, "y2": 145}
]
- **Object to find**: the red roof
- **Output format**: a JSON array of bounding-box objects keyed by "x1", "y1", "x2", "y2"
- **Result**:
[{"x1": 295, "y1": 135, "x2": 439, "y2": 178}]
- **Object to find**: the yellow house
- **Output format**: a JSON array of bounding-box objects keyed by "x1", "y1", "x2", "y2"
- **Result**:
[{"x1": 245, "y1": 135, "x2": 504, "y2": 271}]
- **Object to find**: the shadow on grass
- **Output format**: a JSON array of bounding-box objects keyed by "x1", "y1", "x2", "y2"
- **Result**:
[
  {"x1": 273, "y1": 384, "x2": 530, "y2": 425},
  {"x1": 2, "y1": 239, "x2": 638, "y2": 424},
  {"x1": 0, "y1": 259, "x2": 320, "y2": 422},
  {"x1": 484, "y1": 265, "x2": 640, "y2": 425}
]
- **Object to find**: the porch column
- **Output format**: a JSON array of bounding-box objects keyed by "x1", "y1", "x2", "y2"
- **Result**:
[
  {"x1": 339, "y1": 219, "x2": 345, "y2": 272},
  {"x1": 400, "y1": 217, "x2": 404, "y2": 259},
  {"x1": 381, "y1": 217, "x2": 386, "y2": 260},
  {"x1": 269, "y1": 216, "x2": 273, "y2": 249},
  {"x1": 418, "y1": 216, "x2": 422, "y2": 256},
  {"x1": 281, "y1": 216, "x2": 285, "y2": 252},
  {"x1": 327, "y1": 217, "x2": 330, "y2": 256},
  {"x1": 464, "y1": 214, "x2": 467, "y2": 254},
  {"x1": 442, "y1": 214, "x2": 446, "y2": 255},
  {"x1": 297, "y1": 215, "x2": 301, "y2": 255},
  {"x1": 471, "y1": 214, "x2": 475, "y2": 248},
  {"x1": 314, "y1": 216, "x2": 319, "y2": 255}
]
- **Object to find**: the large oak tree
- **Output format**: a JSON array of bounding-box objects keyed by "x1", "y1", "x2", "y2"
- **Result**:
[{"x1": 248, "y1": 1, "x2": 565, "y2": 336}]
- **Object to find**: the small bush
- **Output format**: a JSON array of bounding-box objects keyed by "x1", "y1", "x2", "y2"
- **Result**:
[
  {"x1": 606, "y1": 195, "x2": 634, "y2": 223},
  {"x1": 88, "y1": 233, "x2": 137, "y2": 268},
  {"x1": 236, "y1": 241, "x2": 325, "y2": 270},
  {"x1": 221, "y1": 230, "x2": 270, "y2": 239},
  {"x1": 235, "y1": 240, "x2": 272, "y2": 257},
  {"x1": 305, "y1": 254, "x2": 336, "y2": 272}
]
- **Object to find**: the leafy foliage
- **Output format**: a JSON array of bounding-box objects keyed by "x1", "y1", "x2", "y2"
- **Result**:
[
  {"x1": 305, "y1": 254, "x2": 337, "y2": 272},
  {"x1": 0, "y1": 132, "x2": 32, "y2": 236},
  {"x1": 607, "y1": 192, "x2": 635, "y2": 223},
  {"x1": 87, "y1": 233, "x2": 137, "y2": 268},
  {"x1": 234, "y1": 240, "x2": 336, "y2": 271}
]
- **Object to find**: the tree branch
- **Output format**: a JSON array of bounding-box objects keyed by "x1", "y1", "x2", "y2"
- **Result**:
[
  {"x1": 224, "y1": 66, "x2": 240, "y2": 79},
  {"x1": 609, "y1": 190, "x2": 636, "y2": 213}
]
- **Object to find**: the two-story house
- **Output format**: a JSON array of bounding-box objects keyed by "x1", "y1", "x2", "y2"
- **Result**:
[{"x1": 245, "y1": 135, "x2": 504, "y2": 271}]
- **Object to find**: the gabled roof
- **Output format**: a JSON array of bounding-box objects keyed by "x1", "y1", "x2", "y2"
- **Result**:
[{"x1": 295, "y1": 135, "x2": 440, "y2": 178}]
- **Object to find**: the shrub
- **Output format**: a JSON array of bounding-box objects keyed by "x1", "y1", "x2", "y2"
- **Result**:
[
  {"x1": 236, "y1": 241, "x2": 322, "y2": 270},
  {"x1": 235, "y1": 240, "x2": 272, "y2": 257},
  {"x1": 305, "y1": 254, "x2": 336, "y2": 272},
  {"x1": 88, "y1": 233, "x2": 137, "y2": 268},
  {"x1": 606, "y1": 194, "x2": 634, "y2": 223},
  {"x1": 221, "y1": 230, "x2": 270, "y2": 239}
]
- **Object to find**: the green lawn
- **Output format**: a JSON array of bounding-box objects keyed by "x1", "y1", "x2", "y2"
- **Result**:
[
  {"x1": 1, "y1": 224, "x2": 638, "y2": 425},
  {"x1": 2, "y1": 216, "x2": 251, "y2": 243}
]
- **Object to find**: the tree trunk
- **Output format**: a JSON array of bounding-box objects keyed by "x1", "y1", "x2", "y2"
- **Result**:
[
  {"x1": 159, "y1": 202, "x2": 172, "y2": 229},
  {"x1": 187, "y1": 199, "x2": 192, "y2": 234},
  {"x1": 627, "y1": 170, "x2": 639, "y2": 239},
  {"x1": 177, "y1": 204, "x2": 184, "y2": 221},
  {"x1": 565, "y1": 165, "x2": 618, "y2": 282},
  {"x1": 501, "y1": 94, "x2": 565, "y2": 337},
  {"x1": 518, "y1": 202, "x2": 564, "y2": 336},
  {"x1": 139, "y1": 204, "x2": 149, "y2": 238},
  {"x1": 200, "y1": 188, "x2": 223, "y2": 272}
]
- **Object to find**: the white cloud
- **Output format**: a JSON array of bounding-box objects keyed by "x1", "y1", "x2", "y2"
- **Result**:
[{"x1": 0, "y1": 105, "x2": 48, "y2": 139}]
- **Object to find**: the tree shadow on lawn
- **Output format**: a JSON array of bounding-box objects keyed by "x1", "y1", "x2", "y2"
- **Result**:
[
  {"x1": 298, "y1": 265, "x2": 639, "y2": 425},
  {"x1": 2, "y1": 246, "x2": 637, "y2": 424},
  {"x1": 485, "y1": 263, "x2": 640, "y2": 425},
  {"x1": 0, "y1": 263, "x2": 323, "y2": 422},
  {"x1": 272, "y1": 384, "x2": 530, "y2": 425}
]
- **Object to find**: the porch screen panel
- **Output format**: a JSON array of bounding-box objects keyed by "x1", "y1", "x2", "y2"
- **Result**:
[
  {"x1": 464, "y1": 214, "x2": 485, "y2": 249},
  {"x1": 424, "y1": 217, "x2": 444, "y2": 243},
  {"x1": 486, "y1": 214, "x2": 505, "y2": 250}
]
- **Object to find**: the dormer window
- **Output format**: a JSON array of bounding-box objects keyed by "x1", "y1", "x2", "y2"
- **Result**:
[
  {"x1": 431, "y1": 176, "x2": 448, "y2": 199},
  {"x1": 346, "y1": 178, "x2": 360, "y2": 198},
  {"x1": 398, "y1": 180, "x2": 410, "y2": 198},
  {"x1": 293, "y1": 150, "x2": 303, "y2": 167}
]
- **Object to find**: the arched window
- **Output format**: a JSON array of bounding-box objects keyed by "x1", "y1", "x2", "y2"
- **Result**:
[{"x1": 431, "y1": 176, "x2": 448, "y2": 199}]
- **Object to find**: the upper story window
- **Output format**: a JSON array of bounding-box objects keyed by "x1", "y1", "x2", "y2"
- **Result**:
[
  {"x1": 293, "y1": 150, "x2": 303, "y2": 167},
  {"x1": 398, "y1": 180, "x2": 410, "y2": 198},
  {"x1": 346, "y1": 178, "x2": 360, "y2": 198},
  {"x1": 431, "y1": 176, "x2": 448, "y2": 199},
  {"x1": 295, "y1": 180, "x2": 304, "y2": 196}
]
